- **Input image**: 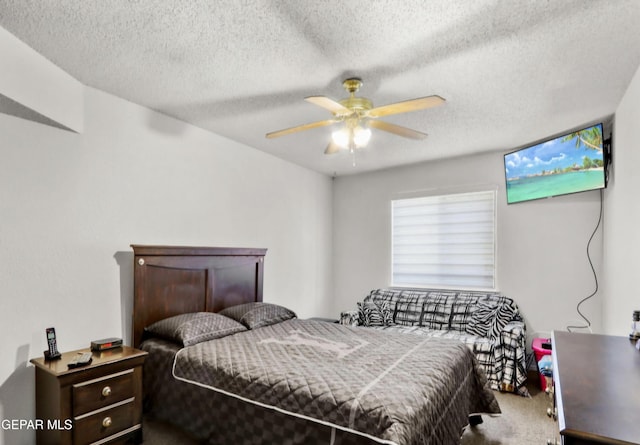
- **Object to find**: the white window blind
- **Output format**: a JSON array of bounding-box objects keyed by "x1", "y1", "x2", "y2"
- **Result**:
[{"x1": 391, "y1": 190, "x2": 496, "y2": 290}]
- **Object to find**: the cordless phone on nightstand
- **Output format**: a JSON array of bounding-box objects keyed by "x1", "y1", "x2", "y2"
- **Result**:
[{"x1": 44, "y1": 327, "x2": 61, "y2": 360}]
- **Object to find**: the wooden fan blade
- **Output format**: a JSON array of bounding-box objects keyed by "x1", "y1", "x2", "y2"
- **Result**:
[
  {"x1": 305, "y1": 96, "x2": 353, "y2": 116},
  {"x1": 266, "y1": 119, "x2": 336, "y2": 139},
  {"x1": 368, "y1": 119, "x2": 428, "y2": 140},
  {"x1": 367, "y1": 95, "x2": 445, "y2": 118},
  {"x1": 324, "y1": 141, "x2": 341, "y2": 155}
]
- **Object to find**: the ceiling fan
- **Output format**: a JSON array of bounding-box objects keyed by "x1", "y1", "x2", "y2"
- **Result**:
[{"x1": 266, "y1": 78, "x2": 445, "y2": 154}]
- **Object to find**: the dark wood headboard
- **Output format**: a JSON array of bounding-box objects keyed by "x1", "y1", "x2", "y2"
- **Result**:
[{"x1": 131, "y1": 245, "x2": 266, "y2": 347}]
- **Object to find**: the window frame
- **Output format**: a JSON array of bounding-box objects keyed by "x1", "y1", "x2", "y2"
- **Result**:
[{"x1": 390, "y1": 187, "x2": 498, "y2": 291}]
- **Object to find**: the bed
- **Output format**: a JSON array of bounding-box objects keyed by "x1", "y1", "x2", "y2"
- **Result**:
[{"x1": 132, "y1": 245, "x2": 500, "y2": 445}]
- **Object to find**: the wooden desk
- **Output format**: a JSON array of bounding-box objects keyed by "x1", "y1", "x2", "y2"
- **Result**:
[{"x1": 552, "y1": 331, "x2": 640, "y2": 445}]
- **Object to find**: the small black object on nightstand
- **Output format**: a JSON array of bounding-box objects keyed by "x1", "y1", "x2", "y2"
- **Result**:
[
  {"x1": 67, "y1": 351, "x2": 93, "y2": 368},
  {"x1": 44, "y1": 327, "x2": 62, "y2": 360},
  {"x1": 91, "y1": 337, "x2": 123, "y2": 351}
]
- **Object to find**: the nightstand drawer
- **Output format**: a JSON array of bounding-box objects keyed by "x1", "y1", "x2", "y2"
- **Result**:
[
  {"x1": 72, "y1": 369, "x2": 134, "y2": 416},
  {"x1": 73, "y1": 398, "x2": 136, "y2": 445}
]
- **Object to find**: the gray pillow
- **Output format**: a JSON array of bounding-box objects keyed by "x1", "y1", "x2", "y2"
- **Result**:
[
  {"x1": 219, "y1": 302, "x2": 296, "y2": 329},
  {"x1": 145, "y1": 312, "x2": 247, "y2": 346}
]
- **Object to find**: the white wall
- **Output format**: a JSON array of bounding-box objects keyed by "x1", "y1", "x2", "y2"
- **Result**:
[
  {"x1": 331, "y1": 150, "x2": 604, "y2": 342},
  {"x1": 602, "y1": 63, "x2": 640, "y2": 335},
  {"x1": 0, "y1": 26, "x2": 83, "y2": 132},
  {"x1": 0, "y1": 87, "x2": 333, "y2": 445}
]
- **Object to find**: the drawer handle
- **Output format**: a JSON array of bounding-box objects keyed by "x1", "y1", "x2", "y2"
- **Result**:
[
  {"x1": 102, "y1": 417, "x2": 112, "y2": 428},
  {"x1": 102, "y1": 386, "x2": 111, "y2": 397}
]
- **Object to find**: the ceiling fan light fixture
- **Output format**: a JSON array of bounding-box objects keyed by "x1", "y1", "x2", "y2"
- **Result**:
[
  {"x1": 266, "y1": 77, "x2": 445, "y2": 159},
  {"x1": 353, "y1": 125, "x2": 371, "y2": 147},
  {"x1": 331, "y1": 124, "x2": 371, "y2": 150},
  {"x1": 331, "y1": 127, "x2": 349, "y2": 148}
]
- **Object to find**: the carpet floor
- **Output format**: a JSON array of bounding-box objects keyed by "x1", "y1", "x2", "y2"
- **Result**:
[
  {"x1": 142, "y1": 378, "x2": 559, "y2": 444},
  {"x1": 460, "y1": 382, "x2": 559, "y2": 445}
]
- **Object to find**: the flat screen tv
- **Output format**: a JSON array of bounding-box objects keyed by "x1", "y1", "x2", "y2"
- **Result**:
[{"x1": 504, "y1": 123, "x2": 608, "y2": 204}]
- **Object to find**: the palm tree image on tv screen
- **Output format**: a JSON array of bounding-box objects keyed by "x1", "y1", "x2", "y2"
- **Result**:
[{"x1": 504, "y1": 123, "x2": 605, "y2": 204}]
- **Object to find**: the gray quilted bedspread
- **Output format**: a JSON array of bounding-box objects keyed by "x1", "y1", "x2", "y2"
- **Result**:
[{"x1": 172, "y1": 319, "x2": 500, "y2": 445}]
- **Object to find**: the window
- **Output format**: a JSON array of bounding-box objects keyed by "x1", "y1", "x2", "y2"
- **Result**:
[{"x1": 391, "y1": 189, "x2": 496, "y2": 290}]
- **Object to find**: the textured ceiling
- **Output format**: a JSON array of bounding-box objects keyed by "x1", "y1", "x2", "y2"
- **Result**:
[{"x1": 1, "y1": 0, "x2": 639, "y2": 176}]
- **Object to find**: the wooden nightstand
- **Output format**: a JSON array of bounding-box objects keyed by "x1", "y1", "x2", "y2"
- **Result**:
[{"x1": 30, "y1": 346, "x2": 148, "y2": 445}]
